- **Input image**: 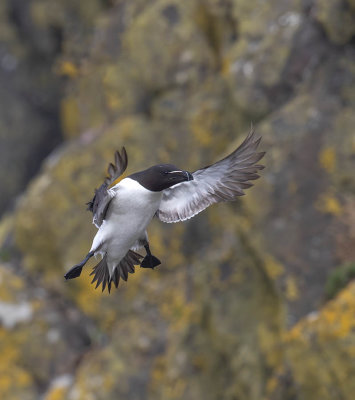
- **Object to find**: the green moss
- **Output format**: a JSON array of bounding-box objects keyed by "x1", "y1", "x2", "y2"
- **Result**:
[{"x1": 325, "y1": 263, "x2": 355, "y2": 300}]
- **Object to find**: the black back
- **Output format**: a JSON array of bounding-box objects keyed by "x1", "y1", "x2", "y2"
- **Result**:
[{"x1": 129, "y1": 164, "x2": 191, "y2": 192}]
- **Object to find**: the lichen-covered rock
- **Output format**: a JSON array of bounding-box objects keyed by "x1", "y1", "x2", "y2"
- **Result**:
[
  {"x1": 283, "y1": 282, "x2": 355, "y2": 400},
  {"x1": 249, "y1": 87, "x2": 355, "y2": 323},
  {"x1": 0, "y1": 257, "x2": 93, "y2": 399},
  {"x1": 0, "y1": 266, "x2": 35, "y2": 400},
  {"x1": 0, "y1": 1, "x2": 61, "y2": 216},
  {"x1": 314, "y1": 0, "x2": 355, "y2": 45},
  {"x1": 0, "y1": 0, "x2": 355, "y2": 399},
  {"x1": 0, "y1": 0, "x2": 106, "y2": 216}
]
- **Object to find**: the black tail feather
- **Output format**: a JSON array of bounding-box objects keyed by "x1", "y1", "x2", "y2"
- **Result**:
[
  {"x1": 89, "y1": 251, "x2": 143, "y2": 293},
  {"x1": 120, "y1": 260, "x2": 129, "y2": 281},
  {"x1": 90, "y1": 255, "x2": 108, "y2": 289},
  {"x1": 112, "y1": 268, "x2": 120, "y2": 288}
]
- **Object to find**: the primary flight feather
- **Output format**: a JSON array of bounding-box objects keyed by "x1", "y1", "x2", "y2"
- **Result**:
[{"x1": 64, "y1": 129, "x2": 265, "y2": 292}]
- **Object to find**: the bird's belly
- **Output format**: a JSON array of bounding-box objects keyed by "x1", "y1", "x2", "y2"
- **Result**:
[
  {"x1": 108, "y1": 185, "x2": 161, "y2": 232},
  {"x1": 107, "y1": 213, "x2": 147, "y2": 249},
  {"x1": 101, "y1": 207, "x2": 155, "y2": 273},
  {"x1": 90, "y1": 179, "x2": 162, "y2": 270}
]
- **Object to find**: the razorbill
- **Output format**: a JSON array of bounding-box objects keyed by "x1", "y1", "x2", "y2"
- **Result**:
[{"x1": 64, "y1": 129, "x2": 265, "y2": 292}]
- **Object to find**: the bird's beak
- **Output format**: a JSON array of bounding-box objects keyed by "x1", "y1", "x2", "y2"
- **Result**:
[
  {"x1": 167, "y1": 170, "x2": 194, "y2": 182},
  {"x1": 185, "y1": 171, "x2": 193, "y2": 181}
]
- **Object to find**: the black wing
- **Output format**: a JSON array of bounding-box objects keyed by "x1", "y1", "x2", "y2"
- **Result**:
[
  {"x1": 156, "y1": 129, "x2": 265, "y2": 223},
  {"x1": 87, "y1": 147, "x2": 128, "y2": 227}
]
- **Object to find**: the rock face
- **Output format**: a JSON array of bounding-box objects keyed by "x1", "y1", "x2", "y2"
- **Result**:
[
  {"x1": 0, "y1": 0, "x2": 354, "y2": 399},
  {"x1": 0, "y1": 0, "x2": 103, "y2": 215},
  {"x1": 0, "y1": 0, "x2": 61, "y2": 215}
]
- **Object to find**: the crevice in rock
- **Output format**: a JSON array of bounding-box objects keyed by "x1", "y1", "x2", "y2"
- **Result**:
[{"x1": 195, "y1": 0, "x2": 238, "y2": 72}]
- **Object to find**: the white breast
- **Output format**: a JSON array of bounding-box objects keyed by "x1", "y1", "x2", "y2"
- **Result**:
[{"x1": 109, "y1": 178, "x2": 162, "y2": 218}]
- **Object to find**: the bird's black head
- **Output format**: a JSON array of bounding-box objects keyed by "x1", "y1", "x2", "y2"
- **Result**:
[{"x1": 129, "y1": 164, "x2": 193, "y2": 192}]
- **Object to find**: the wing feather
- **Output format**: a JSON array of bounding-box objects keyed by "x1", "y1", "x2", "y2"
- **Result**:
[
  {"x1": 156, "y1": 129, "x2": 265, "y2": 223},
  {"x1": 86, "y1": 147, "x2": 128, "y2": 227}
]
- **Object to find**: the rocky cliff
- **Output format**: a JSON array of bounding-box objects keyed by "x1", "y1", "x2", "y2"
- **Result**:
[{"x1": 0, "y1": 1, "x2": 354, "y2": 399}]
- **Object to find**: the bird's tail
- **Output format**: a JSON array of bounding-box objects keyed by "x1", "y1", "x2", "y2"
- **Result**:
[{"x1": 90, "y1": 251, "x2": 143, "y2": 293}]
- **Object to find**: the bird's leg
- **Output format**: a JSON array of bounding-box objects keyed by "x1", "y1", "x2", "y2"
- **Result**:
[
  {"x1": 64, "y1": 251, "x2": 95, "y2": 280},
  {"x1": 140, "y1": 243, "x2": 161, "y2": 269},
  {"x1": 144, "y1": 243, "x2": 152, "y2": 257}
]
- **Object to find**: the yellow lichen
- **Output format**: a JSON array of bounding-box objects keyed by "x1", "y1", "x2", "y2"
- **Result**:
[
  {"x1": 105, "y1": 92, "x2": 122, "y2": 111},
  {"x1": 316, "y1": 193, "x2": 342, "y2": 216},
  {"x1": 57, "y1": 61, "x2": 79, "y2": 78},
  {"x1": 0, "y1": 267, "x2": 26, "y2": 302},
  {"x1": 286, "y1": 282, "x2": 355, "y2": 343},
  {"x1": 266, "y1": 375, "x2": 278, "y2": 394},
  {"x1": 285, "y1": 276, "x2": 299, "y2": 300},
  {"x1": 220, "y1": 57, "x2": 231, "y2": 77},
  {"x1": 319, "y1": 147, "x2": 336, "y2": 173},
  {"x1": 0, "y1": 329, "x2": 33, "y2": 398},
  {"x1": 191, "y1": 123, "x2": 213, "y2": 147},
  {"x1": 45, "y1": 386, "x2": 68, "y2": 400},
  {"x1": 60, "y1": 97, "x2": 80, "y2": 139},
  {"x1": 258, "y1": 324, "x2": 283, "y2": 367},
  {"x1": 189, "y1": 107, "x2": 217, "y2": 147},
  {"x1": 161, "y1": 287, "x2": 195, "y2": 333},
  {"x1": 264, "y1": 254, "x2": 284, "y2": 279}
]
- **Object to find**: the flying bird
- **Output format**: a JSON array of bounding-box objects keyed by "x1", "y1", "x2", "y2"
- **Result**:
[{"x1": 64, "y1": 129, "x2": 265, "y2": 292}]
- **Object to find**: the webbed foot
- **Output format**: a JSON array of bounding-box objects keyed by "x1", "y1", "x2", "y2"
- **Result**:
[
  {"x1": 64, "y1": 265, "x2": 83, "y2": 280},
  {"x1": 64, "y1": 251, "x2": 95, "y2": 280},
  {"x1": 140, "y1": 255, "x2": 161, "y2": 269}
]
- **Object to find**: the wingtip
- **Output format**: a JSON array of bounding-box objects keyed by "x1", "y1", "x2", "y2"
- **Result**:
[
  {"x1": 246, "y1": 123, "x2": 264, "y2": 145},
  {"x1": 104, "y1": 147, "x2": 129, "y2": 187},
  {"x1": 121, "y1": 146, "x2": 127, "y2": 159}
]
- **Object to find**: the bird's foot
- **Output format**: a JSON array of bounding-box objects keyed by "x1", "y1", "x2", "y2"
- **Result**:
[
  {"x1": 64, "y1": 265, "x2": 83, "y2": 280},
  {"x1": 140, "y1": 255, "x2": 161, "y2": 269},
  {"x1": 64, "y1": 251, "x2": 95, "y2": 280}
]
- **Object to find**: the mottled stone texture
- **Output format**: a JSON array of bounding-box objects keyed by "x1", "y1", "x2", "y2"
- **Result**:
[
  {"x1": 0, "y1": 0, "x2": 103, "y2": 215},
  {"x1": 0, "y1": 0, "x2": 354, "y2": 399}
]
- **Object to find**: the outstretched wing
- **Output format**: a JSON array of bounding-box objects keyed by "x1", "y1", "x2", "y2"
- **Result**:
[
  {"x1": 156, "y1": 129, "x2": 265, "y2": 223},
  {"x1": 87, "y1": 147, "x2": 128, "y2": 227}
]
